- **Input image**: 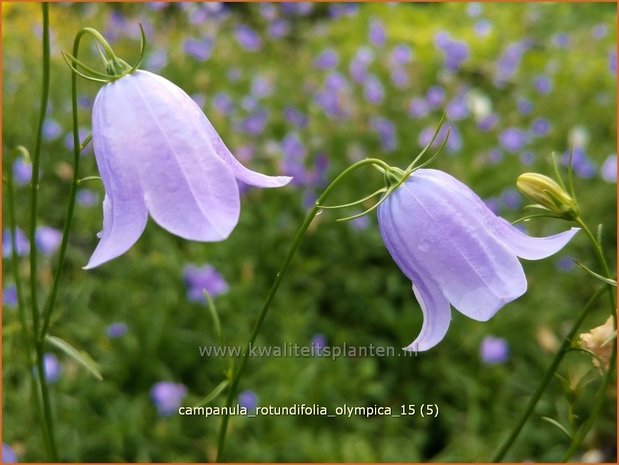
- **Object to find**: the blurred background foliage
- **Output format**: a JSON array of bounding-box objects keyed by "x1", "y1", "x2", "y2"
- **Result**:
[{"x1": 2, "y1": 2, "x2": 616, "y2": 462}]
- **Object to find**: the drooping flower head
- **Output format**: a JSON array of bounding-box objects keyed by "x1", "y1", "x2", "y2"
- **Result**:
[{"x1": 66, "y1": 30, "x2": 291, "y2": 269}]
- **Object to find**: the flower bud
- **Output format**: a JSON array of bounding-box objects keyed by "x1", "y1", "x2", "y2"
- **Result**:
[{"x1": 516, "y1": 172, "x2": 579, "y2": 219}]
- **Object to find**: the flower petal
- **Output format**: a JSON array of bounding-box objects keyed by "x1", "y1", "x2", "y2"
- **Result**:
[
  {"x1": 123, "y1": 71, "x2": 240, "y2": 241},
  {"x1": 385, "y1": 170, "x2": 527, "y2": 322},
  {"x1": 493, "y1": 220, "x2": 580, "y2": 260},
  {"x1": 85, "y1": 88, "x2": 148, "y2": 269},
  {"x1": 378, "y1": 201, "x2": 451, "y2": 351}
]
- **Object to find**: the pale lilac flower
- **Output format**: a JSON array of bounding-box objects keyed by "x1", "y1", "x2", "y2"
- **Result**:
[
  {"x1": 44, "y1": 353, "x2": 62, "y2": 383},
  {"x1": 251, "y1": 76, "x2": 273, "y2": 99},
  {"x1": 85, "y1": 71, "x2": 290, "y2": 269},
  {"x1": 474, "y1": 20, "x2": 492, "y2": 37},
  {"x1": 480, "y1": 336, "x2": 510, "y2": 364},
  {"x1": 325, "y1": 72, "x2": 348, "y2": 93},
  {"x1": 601, "y1": 154, "x2": 616, "y2": 183},
  {"x1": 390, "y1": 45, "x2": 412, "y2": 66},
  {"x1": 281, "y1": 133, "x2": 308, "y2": 184},
  {"x1": 151, "y1": 381, "x2": 187, "y2": 416},
  {"x1": 534, "y1": 75, "x2": 552, "y2": 95},
  {"x1": 364, "y1": 75, "x2": 384, "y2": 104},
  {"x1": 283, "y1": 106, "x2": 308, "y2": 128},
  {"x1": 42, "y1": 119, "x2": 62, "y2": 141},
  {"x1": 552, "y1": 34, "x2": 570, "y2": 48},
  {"x1": 268, "y1": 20, "x2": 290, "y2": 39},
  {"x1": 2, "y1": 444, "x2": 18, "y2": 463},
  {"x1": 235, "y1": 25, "x2": 261, "y2": 52},
  {"x1": 107, "y1": 322, "x2": 128, "y2": 338},
  {"x1": 35, "y1": 226, "x2": 62, "y2": 257},
  {"x1": 531, "y1": 118, "x2": 551, "y2": 136},
  {"x1": 409, "y1": 98, "x2": 429, "y2": 119},
  {"x1": 390, "y1": 68, "x2": 409, "y2": 88},
  {"x1": 520, "y1": 151, "x2": 535, "y2": 166},
  {"x1": 499, "y1": 128, "x2": 528, "y2": 153},
  {"x1": 3, "y1": 285, "x2": 17, "y2": 308},
  {"x1": 517, "y1": 98, "x2": 533, "y2": 115},
  {"x1": 311, "y1": 333, "x2": 327, "y2": 355},
  {"x1": 349, "y1": 47, "x2": 373, "y2": 83},
  {"x1": 563, "y1": 148, "x2": 596, "y2": 179},
  {"x1": 213, "y1": 92, "x2": 234, "y2": 115},
  {"x1": 467, "y1": 3, "x2": 482, "y2": 16},
  {"x1": 238, "y1": 389, "x2": 258, "y2": 413},
  {"x1": 183, "y1": 264, "x2": 229, "y2": 303},
  {"x1": 592, "y1": 24, "x2": 608, "y2": 40},
  {"x1": 435, "y1": 33, "x2": 469, "y2": 72},
  {"x1": 369, "y1": 19, "x2": 386, "y2": 47},
  {"x1": 609, "y1": 51, "x2": 616, "y2": 75},
  {"x1": 371, "y1": 117, "x2": 397, "y2": 152},
  {"x1": 478, "y1": 114, "x2": 498, "y2": 132},
  {"x1": 377, "y1": 169, "x2": 579, "y2": 351},
  {"x1": 3, "y1": 228, "x2": 29, "y2": 258},
  {"x1": 500, "y1": 188, "x2": 522, "y2": 210},
  {"x1": 446, "y1": 96, "x2": 469, "y2": 121},
  {"x1": 145, "y1": 49, "x2": 167, "y2": 72},
  {"x1": 239, "y1": 109, "x2": 268, "y2": 135},
  {"x1": 314, "y1": 49, "x2": 339, "y2": 70},
  {"x1": 76, "y1": 188, "x2": 98, "y2": 207},
  {"x1": 555, "y1": 255, "x2": 575, "y2": 272},
  {"x1": 329, "y1": 3, "x2": 358, "y2": 18},
  {"x1": 350, "y1": 215, "x2": 371, "y2": 231},
  {"x1": 426, "y1": 86, "x2": 445, "y2": 109},
  {"x1": 183, "y1": 37, "x2": 213, "y2": 62},
  {"x1": 495, "y1": 42, "x2": 528, "y2": 84},
  {"x1": 12, "y1": 157, "x2": 32, "y2": 186}
]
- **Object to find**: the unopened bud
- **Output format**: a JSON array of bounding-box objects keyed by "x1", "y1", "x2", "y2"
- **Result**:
[{"x1": 517, "y1": 173, "x2": 579, "y2": 220}]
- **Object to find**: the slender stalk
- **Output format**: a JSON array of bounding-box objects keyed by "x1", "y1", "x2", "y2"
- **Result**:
[
  {"x1": 492, "y1": 286, "x2": 606, "y2": 462},
  {"x1": 39, "y1": 20, "x2": 84, "y2": 341},
  {"x1": 215, "y1": 158, "x2": 389, "y2": 461},
  {"x1": 28, "y1": 4, "x2": 58, "y2": 460}
]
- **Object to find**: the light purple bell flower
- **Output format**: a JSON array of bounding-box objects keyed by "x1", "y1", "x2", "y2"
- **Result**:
[
  {"x1": 85, "y1": 70, "x2": 291, "y2": 269},
  {"x1": 377, "y1": 169, "x2": 579, "y2": 351}
]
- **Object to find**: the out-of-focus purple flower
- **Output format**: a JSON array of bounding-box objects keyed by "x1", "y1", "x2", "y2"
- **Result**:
[
  {"x1": 349, "y1": 47, "x2": 373, "y2": 83},
  {"x1": 281, "y1": 2, "x2": 313, "y2": 16},
  {"x1": 3, "y1": 285, "x2": 17, "y2": 308},
  {"x1": 390, "y1": 68, "x2": 409, "y2": 88},
  {"x1": 241, "y1": 96, "x2": 258, "y2": 112},
  {"x1": 467, "y1": 2, "x2": 483, "y2": 16},
  {"x1": 329, "y1": 3, "x2": 358, "y2": 18},
  {"x1": 418, "y1": 124, "x2": 461, "y2": 154},
  {"x1": 500, "y1": 188, "x2": 522, "y2": 210},
  {"x1": 478, "y1": 113, "x2": 498, "y2": 132},
  {"x1": 555, "y1": 255, "x2": 575, "y2": 272},
  {"x1": 13, "y1": 157, "x2": 32, "y2": 186},
  {"x1": 251, "y1": 76, "x2": 273, "y2": 99},
  {"x1": 281, "y1": 133, "x2": 308, "y2": 185},
  {"x1": 183, "y1": 264, "x2": 229, "y2": 303},
  {"x1": 235, "y1": 25, "x2": 261, "y2": 52},
  {"x1": 107, "y1": 322, "x2": 128, "y2": 338},
  {"x1": 183, "y1": 38, "x2": 213, "y2": 62},
  {"x1": 64, "y1": 127, "x2": 91, "y2": 155},
  {"x1": 499, "y1": 128, "x2": 528, "y2": 153},
  {"x1": 552, "y1": 34, "x2": 570, "y2": 48},
  {"x1": 44, "y1": 353, "x2": 62, "y2": 383},
  {"x1": 601, "y1": 154, "x2": 616, "y2": 183},
  {"x1": 480, "y1": 336, "x2": 510, "y2": 364},
  {"x1": 2, "y1": 444, "x2": 18, "y2": 463},
  {"x1": 378, "y1": 169, "x2": 579, "y2": 351},
  {"x1": 76, "y1": 188, "x2": 98, "y2": 207},
  {"x1": 35, "y1": 226, "x2": 62, "y2": 257},
  {"x1": 369, "y1": 19, "x2": 386, "y2": 47},
  {"x1": 563, "y1": 148, "x2": 596, "y2": 179},
  {"x1": 426, "y1": 86, "x2": 445, "y2": 109},
  {"x1": 240, "y1": 109, "x2": 268, "y2": 135},
  {"x1": 3, "y1": 228, "x2": 29, "y2": 258},
  {"x1": 409, "y1": 98, "x2": 429, "y2": 119},
  {"x1": 259, "y1": 3, "x2": 277, "y2": 20},
  {"x1": 311, "y1": 333, "x2": 327, "y2": 355},
  {"x1": 446, "y1": 95, "x2": 469, "y2": 121},
  {"x1": 350, "y1": 215, "x2": 371, "y2": 231},
  {"x1": 371, "y1": 117, "x2": 397, "y2": 152},
  {"x1": 151, "y1": 381, "x2": 187, "y2": 416},
  {"x1": 325, "y1": 72, "x2": 348, "y2": 93},
  {"x1": 146, "y1": 49, "x2": 168, "y2": 72},
  {"x1": 390, "y1": 45, "x2": 412, "y2": 66},
  {"x1": 43, "y1": 119, "x2": 62, "y2": 141},
  {"x1": 228, "y1": 68, "x2": 242, "y2": 82},
  {"x1": 314, "y1": 90, "x2": 343, "y2": 119},
  {"x1": 314, "y1": 49, "x2": 339, "y2": 70},
  {"x1": 309, "y1": 153, "x2": 330, "y2": 187},
  {"x1": 435, "y1": 33, "x2": 469, "y2": 72},
  {"x1": 84, "y1": 71, "x2": 290, "y2": 269},
  {"x1": 517, "y1": 98, "x2": 533, "y2": 115},
  {"x1": 283, "y1": 106, "x2": 308, "y2": 128},
  {"x1": 213, "y1": 92, "x2": 234, "y2": 115},
  {"x1": 531, "y1": 118, "x2": 551, "y2": 136},
  {"x1": 495, "y1": 41, "x2": 528, "y2": 84},
  {"x1": 488, "y1": 148, "x2": 503, "y2": 165},
  {"x1": 592, "y1": 24, "x2": 608, "y2": 39},
  {"x1": 610, "y1": 51, "x2": 617, "y2": 75},
  {"x1": 364, "y1": 75, "x2": 384, "y2": 105},
  {"x1": 520, "y1": 151, "x2": 535, "y2": 166},
  {"x1": 238, "y1": 389, "x2": 258, "y2": 413},
  {"x1": 533, "y1": 75, "x2": 552, "y2": 95},
  {"x1": 268, "y1": 19, "x2": 290, "y2": 39},
  {"x1": 474, "y1": 20, "x2": 492, "y2": 37}
]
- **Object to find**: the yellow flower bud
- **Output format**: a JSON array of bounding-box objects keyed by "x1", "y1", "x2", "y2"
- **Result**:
[{"x1": 516, "y1": 173, "x2": 579, "y2": 220}]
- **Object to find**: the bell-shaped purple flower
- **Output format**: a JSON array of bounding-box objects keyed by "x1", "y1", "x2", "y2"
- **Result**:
[
  {"x1": 85, "y1": 70, "x2": 291, "y2": 269},
  {"x1": 378, "y1": 169, "x2": 579, "y2": 351}
]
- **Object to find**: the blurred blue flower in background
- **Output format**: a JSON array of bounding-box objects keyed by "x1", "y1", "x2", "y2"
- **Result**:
[
  {"x1": 531, "y1": 117, "x2": 551, "y2": 137},
  {"x1": 183, "y1": 37, "x2": 213, "y2": 62},
  {"x1": 35, "y1": 226, "x2": 62, "y2": 257},
  {"x1": 183, "y1": 264, "x2": 229, "y2": 303},
  {"x1": 409, "y1": 97, "x2": 430, "y2": 119},
  {"x1": 517, "y1": 98, "x2": 533, "y2": 115},
  {"x1": 563, "y1": 148, "x2": 596, "y2": 179},
  {"x1": 2, "y1": 443, "x2": 18, "y2": 463},
  {"x1": 350, "y1": 47, "x2": 373, "y2": 83},
  {"x1": 435, "y1": 32, "x2": 469, "y2": 72},
  {"x1": 106, "y1": 322, "x2": 128, "y2": 339},
  {"x1": 534, "y1": 75, "x2": 553, "y2": 95},
  {"x1": 314, "y1": 49, "x2": 339, "y2": 70},
  {"x1": 311, "y1": 333, "x2": 327, "y2": 355},
  {"x1": 240, "y1": 108, "x2": 268, "y2": 134},
  {"x1": 76, "y1": 189, "x2": 99, "y2": 207},
  {"x1": 42, "y1": 118, "x2": 62, "y2": 141},
  {"x1": 283, "y1": 106, "x2": 308, "y2": 129},
  {"x1": 480, "y1": 336, "x2": 510, "y2": 364},
  {"x1": 238, "y1": 389, "x2": 258, "y2": 413},
  {"x1": 369, "y1": 19, "x2": 386, "y2": 47},
  {"x1": 426, "y1": 85, "x2": 446, "y2": 109},
  {"x1": 600, "y1": 154, "x2": 616, "y2": 183},
  {"x1": 235, "y1": 25, "x2": 261, "y2": 52},
  {"x1": 12, "y1": 157, "x2": 32, "y2": 186},
  {"x1": 364, "y1": 75, "x2": 384, "y2": 104},
  {"x1": 3, "y1": 228, "x2": 29, "y2": 258},
  {"x1": 555, "y1": 255, "x2": 575, "y2": 272},
  {"x1": 3, "y1": 285, "x2": 17, "y2": 308},
  {"x1": 44, "y1": 353, "x2": 62, "y2": 383},
  {"x1": 371, "y1": 117, "x2": 397, "y2": 152},
  {"x1": 151, "y1": 382, "x2": 187, "y2": 416},
  {"x1": 495, "y1": 41, "x2": 528, "y2": 84},
  {"x1": 499, "y1": 127, "x2": 528, "y2": 153},
  {"x1": 213, "y1": 92, "x2": 234, "y2": 115}
]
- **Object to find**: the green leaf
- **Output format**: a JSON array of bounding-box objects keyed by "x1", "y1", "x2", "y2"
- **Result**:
[
  {"x1": 541, "y1": 416, "x2": 572, "y2": 439},
  {"x1": 204, "y1": 290, "x2": 222, "y2": 346},
  {"x1": 194, "y1": 379, "x2": 229, "y2": 408},
  {"x1": 574, "y1": 260, "x2": 617, "y2": 287},
  {"x1": 46, "y1": 335, "x2": 103, "y2": 381}
]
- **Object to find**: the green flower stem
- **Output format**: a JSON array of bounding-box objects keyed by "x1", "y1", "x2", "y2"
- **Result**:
[
  {"x1": 492, "y1": 286, "x2": 606, "y2": 462},
  {"x1": 215, "y1": 158, "x2": 391, "y2": 461},
  {"x1": 27, "y1": 4, "x2": 58, "y2": 461},
  {"x1": 39, "y1": 19, "x2": 85, "y2": 342}
]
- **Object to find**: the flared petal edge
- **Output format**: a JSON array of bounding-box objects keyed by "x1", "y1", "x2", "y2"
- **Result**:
[
  {"x1": 494, "y1": 220, "x2": 580, "y2": 261},
  {"x1": 404, "y1": 279, "x2": 452, "y2": 352}
]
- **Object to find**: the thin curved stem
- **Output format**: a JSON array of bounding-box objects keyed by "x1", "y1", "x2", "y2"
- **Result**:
[
  {"x1": 39, "y1": 21, "x2": 84, "y2": 341},
  {"x1": 492, "y1": 286, "x2": 606, "y2": 462},
  {"x1": 215, "y1": 158, "x2": 387, "y2": 461},
  {"x1": 29, "y1": 4, "x2": 58, "y2": 460}
]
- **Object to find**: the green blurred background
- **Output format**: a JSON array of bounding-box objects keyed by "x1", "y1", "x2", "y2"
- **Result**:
[{"x1": 2, "y1": 2, "x2": 616, "y2": 462}]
